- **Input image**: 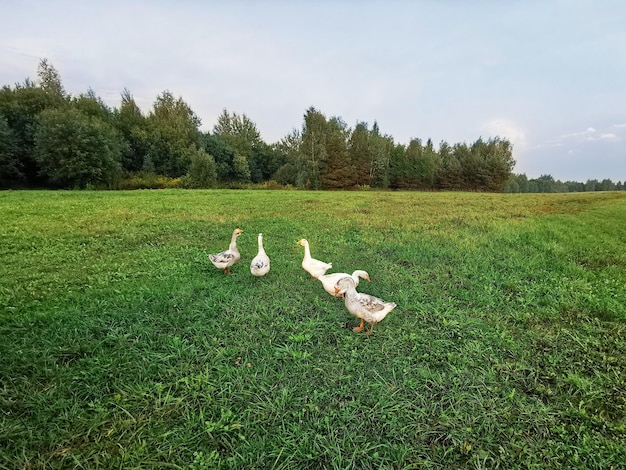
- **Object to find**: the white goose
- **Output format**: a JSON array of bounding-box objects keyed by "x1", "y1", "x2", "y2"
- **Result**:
[
  {"x1": 334, "y1": 277, "x2": 396, "y2": 335},
  {"x1": 318, "y1": 270, "x2": 370, "y2": 297},
  {"x1": 297, "y1": 239, "x2": 332, "y2": 279},
  {"x1": 250, "y1": 233, "x2": 270, "y2": 277},
  {"x1": 209, "y1": 228, "x2": 243, "y2": 275}
]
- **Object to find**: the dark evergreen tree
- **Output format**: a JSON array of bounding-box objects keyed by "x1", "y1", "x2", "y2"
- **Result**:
[
  {"x1": 320, "y1": 117, "x2": 354, "y2": 189},
  {"x1": 348, "y1": 121, "x2": 372, "y2": 186}
]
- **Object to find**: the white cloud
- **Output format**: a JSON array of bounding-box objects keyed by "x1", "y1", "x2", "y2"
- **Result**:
[
  {"x1": 484, "y1": 119, "x2": 527, "y2": 150},
  {"x1": 559, "y1": 127, "x2": 598, "y2": 140}
]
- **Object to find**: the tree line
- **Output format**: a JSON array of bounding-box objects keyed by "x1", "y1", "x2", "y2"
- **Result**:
[
  {"x1": 2, "y1": 59, "x2": 614, "y2": 193},
  {"x1": 505, "y1": 174, "x2": 624, "y2": 193}
]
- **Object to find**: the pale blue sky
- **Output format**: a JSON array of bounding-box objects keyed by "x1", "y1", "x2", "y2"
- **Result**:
[{"x1": 2, "y1": 0, "x2": 625, "y2": 181}]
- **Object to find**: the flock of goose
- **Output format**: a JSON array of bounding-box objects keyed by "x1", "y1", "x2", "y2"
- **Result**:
[{"x1": 209, "y1": 228, "x2": 397, "y2": 335}]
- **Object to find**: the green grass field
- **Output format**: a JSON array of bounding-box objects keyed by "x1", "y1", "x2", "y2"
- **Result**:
[{"x1": 1, "y1": 189, "x2": 625, "y2": 469}]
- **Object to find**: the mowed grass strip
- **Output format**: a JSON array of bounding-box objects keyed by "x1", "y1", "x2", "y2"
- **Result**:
[{"x1": 0, "y1": 190, "x2": 624, "y2": 469}]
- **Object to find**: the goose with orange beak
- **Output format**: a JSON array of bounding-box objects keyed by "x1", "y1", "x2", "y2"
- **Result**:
[
  {"x1": 297, "y1": 238, "x2": 332, "y2": 279},
  {"x1": 209, "y1": 228, "x2": 243, "y2": 275},
  {"x1": 334, "y1": 277, "x2": 396, "y2": 335}
]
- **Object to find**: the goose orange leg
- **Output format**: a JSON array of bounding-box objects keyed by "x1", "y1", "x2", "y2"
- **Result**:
[
  {"x1": 365, "y1": 322, "x2": 376, "y2": 336},
  {"x1": 224, "y1": 267, "x2": 231, "y2": 275},
  {"x1": 353, "y1": 318, "x2": 365, "y2": 332}
]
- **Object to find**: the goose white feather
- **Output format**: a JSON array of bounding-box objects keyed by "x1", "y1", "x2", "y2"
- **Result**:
[
  {"x1": 209, "y1": 228, "x2": 243, "y2": 275},
  {"x1": 318, "y1": 270, "x2": 370, "y2": 297},
  {"x1": 297, "y1": 239, "x2": 332, "y2": 279},
  {"x1": 334, "y1": 277, "x2": 396, "y2": 335},
  {"x1": 250, "y1": 233, "x2": 270, "y2": 277}
]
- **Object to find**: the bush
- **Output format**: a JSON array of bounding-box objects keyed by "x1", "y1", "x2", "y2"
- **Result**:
[
  {"x1": 185, "y1": 150, "x2": 217, "y2": 188},
  {"x1": 117, "y1": 172, "x2": 183, "y2": 190}
]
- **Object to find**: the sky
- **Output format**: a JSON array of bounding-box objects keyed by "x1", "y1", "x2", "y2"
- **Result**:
[{"x1": 1, "y1": 0, "x2": 625, "y2": 182}]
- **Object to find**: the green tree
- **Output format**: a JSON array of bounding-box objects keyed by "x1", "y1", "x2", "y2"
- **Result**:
[
  {"x1": 213, "y1": 109, "x2": 262, "y2": 156},
  {"x1": 186, "y1": 149, "x2": 217, "y2": 188},
  {"x1": 460, "y1": 137, "x2": 515, "y2": 191},
  {"x1": 272, "y1": 129, "x2": 301, "y2": 185},
  {"x1": 213, "y1": 109, "x2": 284, "y2": 183},
  {"x1": 247, "y1": 142, "x2": 285, "y2": 183},
  {"x1": 37, "y1": 58, "x2": 66, "y2": 101},
  {"x1": 388, "y1": 143, "x2": 408, "y2": 189},
  {"x1": 368, "y1": 123, "x2": 395, "y2": 189},
  {"x1": 437, "y1": 141, "x2": 463, "y2": 190},
  {"x1": 320, "y1": 117, "x2": 354, "y2": 189},
  {"x1": 392, "y1": 139, "x2": 433, "y2": 189},
  {"x1": 349, "y1": 121, "x2": 373, "y2": 186},
  {"x1": 299, "y1": 107, "x2": 329, "y2": 188},
  {"x1": 599, "y1": 179, "x2": 616, "y2": 191},
  {"x1": 232, "y1": 154, "x2": 251, "y2": 182},
  {"x1": 35, "y1": 107, "x2": 122, "y2": 188},
  {"x1": 73, "y1": 89, "x2": 114, "y2": 123},
  {"x1": 0, "y1": 83, "x2": 61, "y2": 186},
  {"x1": 145, "y1": 91, "x2": 202, "y2": 177},
  {"x1": 483, "y1": 137, "x2": 516, "y2": 191},
  {"x1": 0, "y1": 115, "x2": 19, "y2": 188},
  {"x1": 203, "y1": 133, "x2": 235, "y2": 181},
  {"x1": 114, "y1": 89, "x2": 149, "y2": 172}
]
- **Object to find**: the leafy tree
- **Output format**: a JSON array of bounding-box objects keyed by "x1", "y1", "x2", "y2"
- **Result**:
[
  {"x1": 585, "y1": 179, "x2": 599, "y2": 192},
  {"x1": 37, "y1": 58, "x2": 66, "y2": 101},
  {"x1": 599, "y1": 179, "x2": 616, "y2": 191},
  {"x1": 145, "y1": 91, "x2": 202, "y2": 177},
  {"x1": 73, "y1": 89, "x2": 114, "y2": 123},
  {"x1": 272, "y1": 163, "x2": 297, "y2": 185},
  {"x1": 203, "y1": 133, "x2": 236, "y2": 181},
  {"x1": 35, "y1": 107, "x2": 122, "y2": 188},
  {"x1": 213, "y1": 109, "x2": 287, "y2": 184},
  {"x1": 483, "y1": 137, "x2": 516, "y2": 191},
  {"x1": 232, "y1": 154, "x2": 251, "y2": 182},
  {"x1": 272, "y1": 129, "x2": 301, "y2": 185},
  {"x1": 505, "y1": 173, "x2": 528, "y2": 193},
  {"x1": 503, "y1": 174, "x2": 619, "y2": 193},
  {"x1": 247, "y1": 142, "x2": 285, "y2": 183},
  {"x1": 461, "y1": 139, "x2": 489, "y2": 190},
  {"x1": 536, "y1": 174, "x2": 557, "y2": 193},
  {"x1": 0, "y1": 115, "x2": 19, "y2": 188},
  {"x1": 0, "y1": 83, "x2": 61, "y2": 186},
  {"x1": 186, "y1": 149, "x2": 217, "y2": 188},
  {"x1": 213, "y1": 109, "x2": 262, "y2": 156},
  {"x1": 299, "y1": 107, "x2": 329, "y2": 188},
  {"x1": 451, "y1": 137, "x2": 515, "y2": 191},
  {"x1": 114, "y1": 89, "x2": 149, "y2": 172},
  {"x1": 437, "y1": 141, "x2": 463, "y2": 190},
  {"x1": 565, "y1": 180, "x2": 585, "y2": 192}
]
